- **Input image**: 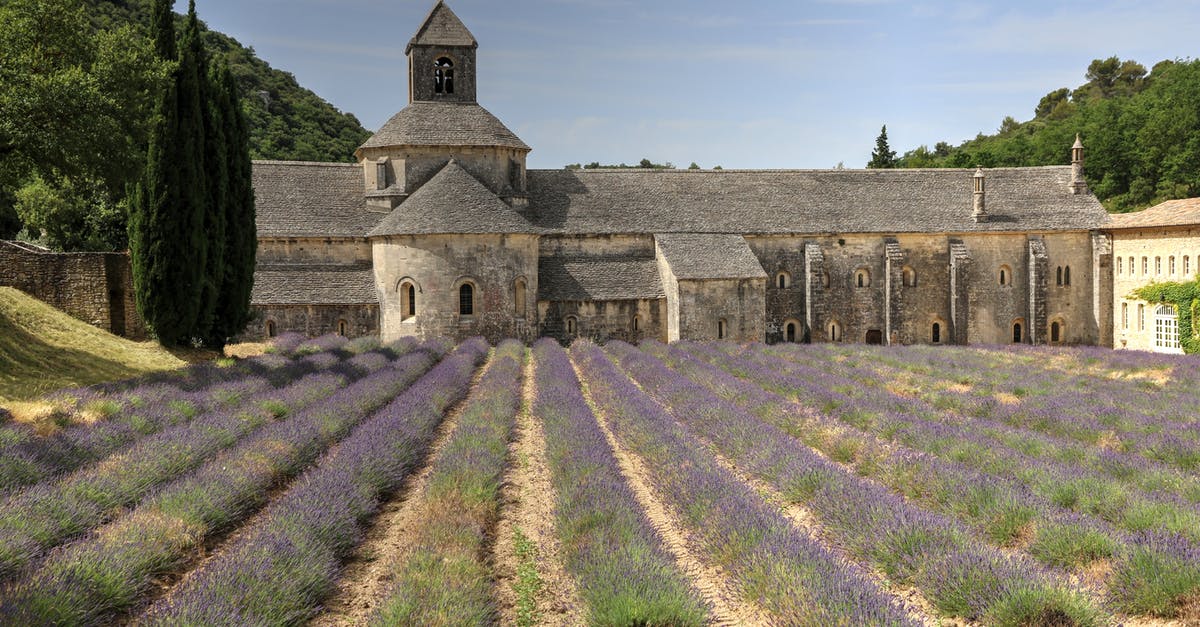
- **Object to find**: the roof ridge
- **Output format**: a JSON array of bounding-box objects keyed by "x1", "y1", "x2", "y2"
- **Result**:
[
  {"x1": 407, "y1": 0, "x2": 477, "y2": 52},
  {"x1": 531, "y1": 165, "x2": 1072, "y2": 174},
  {"x1": 253, "y1": 160, "x2": 358, "y2": 168}
]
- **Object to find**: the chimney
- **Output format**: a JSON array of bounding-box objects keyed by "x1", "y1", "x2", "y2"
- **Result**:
[
  {"x1": 1071, "y1": 134, "x2": 1087, "y2": 195},
  {"x1": 972, "y1": 167, "x2": 988, "y2": 222}
]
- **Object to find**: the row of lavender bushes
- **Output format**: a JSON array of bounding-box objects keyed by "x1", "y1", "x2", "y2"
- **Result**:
[
  {"x1": 369, "y1": 339, "x2": 526, "y2": 624},
  {"x1": 0, "y1": 339, "x2": 449, "y2": 625},
  {"x1": 569, "y1": 341, "x2": 919, "y2": 626},
  {"x1": 721, "y1": 342, "x2": 1200, "y2": 538},
  {"x1": 623, "y1": 341, "x2": 1104, "y2": 625},
  {"x1": 696, "y1": 341, "x2": 1200, "y2": 619},
  {"x1": 135, "y1": 338, "x2": 489, "y2": 625},
  {"x1": 777, "y1": 342, "x2": 1200, "y2": 504},
  {"x1": 0, "y1": 363, "x2": 354, "y2": 583},
  {"x1": 828, "y1": 343, "x2": 1200, "y2": 472},
  {"x1": 533, "y1": 339, "x2": 708, "y2": 625},
  {"x1": 0, "y1": 334, "x2": 410, "y2": 497}
]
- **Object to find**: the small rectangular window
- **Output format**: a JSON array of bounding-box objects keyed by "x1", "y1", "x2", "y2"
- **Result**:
[{"x1": 1122, "y1": 302, "x2": 1128, "y2": 330}]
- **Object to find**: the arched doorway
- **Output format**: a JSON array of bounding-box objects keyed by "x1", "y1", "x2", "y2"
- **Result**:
[{"x1": 785, "y1": 321, "x2": 798, "y2": 343}]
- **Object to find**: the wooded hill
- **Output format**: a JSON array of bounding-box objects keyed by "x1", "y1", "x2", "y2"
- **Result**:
[
  {"x1": 90, "y1": 0, "x2": 370, "y2": 164},
  {"x1": 895, "y1": 57, "x2": 1200, "y2": 213}
]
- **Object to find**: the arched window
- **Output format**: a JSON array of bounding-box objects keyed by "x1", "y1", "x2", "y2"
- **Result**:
[
  {"x1": 265, "y1": 320, "x2": 276, "y2": 339},
  {"x1": 1155, "y1": 256, "x2": 1162, "y2": 275},
  {"x1": 785, "y1": 321, "x2": 798, "y2": 343},
  {"x1": 776, "y1": 272, "x2": 790, "y2": 289},
  {"x1": 999, "y1": 265, "x2": 1012, "y2": 286},
  {"x1": 1116, "y1": 257, "x2": 1122, "y2": 276},
  {"x1": 902, "y1": 266, "x2": 916, "y2": 287},
  {"x1": 1064, "y1": 265, "x2": 1071, "y2": 286},
  {"x1": 1138, "y1": 303, "x2": 1145, "y2": 331},
  {"x1": 1056, "y1": 266, "x2": 1063, "y2": 286},
  {"x1": 565, "y1": 316, "x2": 577, "y2": 336},
  {"x1": 514, "y1": 278, "x2": 527, "y2": 317},
  {"x1": 931, "y1": 322, "x2": 942, "y2": 344},
  {"x1": 1121, "y1": 303, "x2": 1128, "y2": 330},
  {"x1": 855, "y1": 268, "x2": 871, "y2": 288},
  {"x1": 1170, "y1": 256, "x2": 1176, "y2": 275},
  {"x1": 1142, "y1": 257, "x2": 1149, "y2": 275},
  {"x1": 632, "y1": 315, "x2": 641, "y2": 333},
  {"x1": 434, "y1": 57, "x2": 454, "y2": 94},
  {"x1": 400, "y1": 280, "x2": 417, "y2": 320},
  {"x1": 1155, "y1": 304, "x2": 1182, "y2": 353},
  {"x1": 459, "y1": 283, "x2": 475, "y2": 316},
  {"x1": 821, "y1": 271, "x2": 830, "y2": 289},
  {"x1": 1186, "y1": 256, "x2": 1192, "y2": 277},
  {"x1": 1050, "y1": 320, "x2": 1063, "y2": 344},
  {"x1": 1012, "y1": 320, "x2": 1023, "y2": 344},
  {"x1": 827, "y1": 321, "x2": 842, "y2": 342},
  {"x1": 337, "y1": 320, "x2": 348, "y2": 337},
  {"x1": 718, "y1": 318, "x2": 728, "y2": 340}
]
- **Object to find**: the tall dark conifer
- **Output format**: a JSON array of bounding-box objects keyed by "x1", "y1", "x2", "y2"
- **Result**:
[
  {"x1": 868, "y1": 125, "x2": 897, "y2": 169},
  {"x1": 183, "y1": 1, "x2": 223, "y2": 345},
  {"x1": 210, "y1": 60, "x2": 256, "y2": 346},
  {"x1": 129, "y1": 0, "x2": 207, "y2": 346}
]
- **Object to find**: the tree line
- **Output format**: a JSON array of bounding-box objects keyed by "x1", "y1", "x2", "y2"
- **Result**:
[
  {"x1": 0, "y1": 0, "x2": 369, "y2": 251},
  {"x1": 872, "y1": 57, "x2": 1200, "y2": 213}
]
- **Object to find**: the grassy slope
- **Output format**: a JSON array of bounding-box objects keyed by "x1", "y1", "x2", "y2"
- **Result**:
[{"x1": 0, "y1": 287, "x2": 185, "y2": 404}]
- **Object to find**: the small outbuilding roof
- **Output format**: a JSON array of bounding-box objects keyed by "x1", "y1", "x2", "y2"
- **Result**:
[
  {"x1": 369, "y1": 160, "x2": 539, "y2": 236},
  {"x1": 253, "y1": 161, "x2": 382, "y2": 239},
  {"x1": 251, "y1": 264, "x2": 377, "y2": 305},
  {"x1": 1107, "y1": 198, "x2": 1200, "y2": 229},
  {"x1": 358, "y1": 102, "x2": 530, "y2": 152},
  {"x1": 655, "y1": 234, "x2": 767, "y2": 280},
  {"x1": 538, "y1": 256, "x2": 664, "y2": 301}
]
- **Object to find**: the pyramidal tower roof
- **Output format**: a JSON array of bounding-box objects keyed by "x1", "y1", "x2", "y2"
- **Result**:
[{"x1": 407, "y1": 1, "x2": 477, "y2": 53}]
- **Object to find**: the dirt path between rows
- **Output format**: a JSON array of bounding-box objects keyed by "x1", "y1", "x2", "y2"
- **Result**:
[
  {"x1": 571, "y1": 360, "x2": 768, "y2": 627},
  {"x1": 491, "y1": 354, "x2": 585, "y2": 626},
  {"x1": 308, "y1": 352, "x2": 493, "y2": 627}
]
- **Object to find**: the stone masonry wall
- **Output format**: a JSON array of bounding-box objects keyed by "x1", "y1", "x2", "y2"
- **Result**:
[
  {"x1": 244, "y1": 304, "x2": 379, "y2": 341},
  {"x1": 538, "y1": 299, "x2": 664, "y2": 344},
  {"x1": 0, "y1": 241, "x2": 145, "y2": 339}
]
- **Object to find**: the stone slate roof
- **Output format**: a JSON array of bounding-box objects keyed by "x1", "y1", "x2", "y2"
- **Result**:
[
  {"x1": 538, "y1": 256, "x2": 664, "y2": 301},
  {"x1": 252, "y1": 264, "x2": 377, "y2": 305},
  {"x1": 370, "y1": 161, "x2": 539, "y2": 236},
  {"x1": 407, "y1": 1, "x2": 477, "y2": 52},
  {"x1": 252, "y1": 161, "x2": 382, "y2": 238},
  {"x1": 526, "y1": 166, "x2": 1110, "y2": 234},
  {"x1": 656, "y1": 234, "x2": 767, "y2": 280},
  {"x1": 359, "y1": 102, "x2": 530, "y2": 151},
  {"x1": 1108, "y1": 197, "x2": 1200, "y2": 229}
]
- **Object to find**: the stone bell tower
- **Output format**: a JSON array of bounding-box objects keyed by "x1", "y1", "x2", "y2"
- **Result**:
[
  {"x1": 407, "y1": 1, "x2": 477, "y2": 104},
  {"x1": 355, "y1": 0, "x2": 531, "y2": 211}
]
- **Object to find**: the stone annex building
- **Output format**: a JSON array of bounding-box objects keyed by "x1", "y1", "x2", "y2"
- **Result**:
[{"x1": 246, "y1": 1, "x2": 1116, "y2": 348}]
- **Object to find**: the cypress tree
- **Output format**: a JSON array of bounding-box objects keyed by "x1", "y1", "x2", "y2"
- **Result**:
[
  {"x1": 183, "y1": 1, "x2": 224, "y2": 346},
  {"x1": 210, "y1": 60, "x2": 256, "y2": 346},
  {"x1": 868, "y1": 124, "x2": 897, "y2": 169},
  {"x1": 129, "y1": 0, "x2": 207, "y2": 346}
]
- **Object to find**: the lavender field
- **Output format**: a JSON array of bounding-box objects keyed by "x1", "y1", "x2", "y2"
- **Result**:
[{"x1": 0, "y1": 335, "x2": 1197, "y2": 626}]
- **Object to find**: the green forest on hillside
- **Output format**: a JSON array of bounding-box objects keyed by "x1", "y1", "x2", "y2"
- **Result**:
[
  {"x1": 892, "y1": 57, "x2": 1200, "y2": 213},
  {"x1": 0, "y1": 0, "x2": 369, "y2": 250}
]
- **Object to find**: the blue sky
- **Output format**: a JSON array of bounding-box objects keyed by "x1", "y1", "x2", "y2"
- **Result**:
[{"x1": 196, "y1": 0, "x2": 1199, "y2": 169}]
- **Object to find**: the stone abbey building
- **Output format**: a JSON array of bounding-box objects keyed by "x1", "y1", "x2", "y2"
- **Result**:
[{"x1": 248, "y1": 0, "x2": 1117, "y2": 348}]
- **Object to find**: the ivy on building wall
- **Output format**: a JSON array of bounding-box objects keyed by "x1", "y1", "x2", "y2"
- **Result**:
[{"x1": 1131, "y1": 280, "x2": 1200, "y2": 354}]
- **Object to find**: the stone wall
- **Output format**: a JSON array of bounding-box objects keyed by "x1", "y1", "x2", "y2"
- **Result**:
[
  {"x1": 675, "y1": 278, "x2": 766, "y2": 342},
  {"x1": 746, "y1": 231, "x2": 1101, "y2": 347},
  {"x1": 373, "y1": 233, "x2": 539, "y2": 344},
  {"x1": 538, "y1": 299, "x2": 664, "y2": 344},
  {"x1": 244, "y1": 304, "x2": 379, "y2": 341},
  {"x1": 1110, "y1": 225, "x2": 1200, "y2": 352},
  {"x1": 0, "y1": 241, "x2": 145, "y2": 338}
]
